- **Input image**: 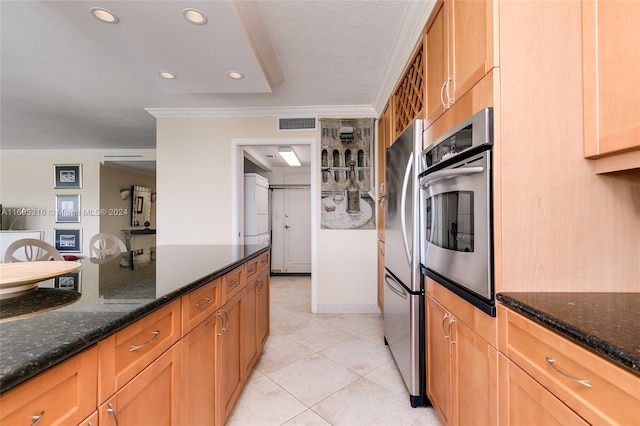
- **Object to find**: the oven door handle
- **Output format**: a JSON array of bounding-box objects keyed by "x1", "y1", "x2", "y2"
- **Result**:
[
  {"x1": 419, "y1": 166, "x2": 484, "y2": 188},
  {"x1": 400, "y1": 152, "x2": 413, "y2": 265}
]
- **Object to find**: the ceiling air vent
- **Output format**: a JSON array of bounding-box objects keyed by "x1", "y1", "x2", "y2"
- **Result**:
[{"x1": 278, "y1": 116, "x2": 317, "y2": 131}]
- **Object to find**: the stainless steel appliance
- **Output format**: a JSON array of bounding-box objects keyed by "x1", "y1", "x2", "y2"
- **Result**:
[
  {"x1": 419, "y1": 107, "x2": 495, "y2": 316},
  {"x1": 384, "y1": 119, "x2": 429, "y2": 407}
]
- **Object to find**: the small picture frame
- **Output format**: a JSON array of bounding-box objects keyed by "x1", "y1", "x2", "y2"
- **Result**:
[
  {"x1": 55, "y1": 194, "x2": 80, "y2": 223},
  {"x1": 54, "y1": 164, "x2": 82, "y2": 189},
  {"x1": 54, "y1": 271, "x2": 82, "y2": 292},
  {"x1": 54, "y1": 228, "x2": 82, "y2": 252}
]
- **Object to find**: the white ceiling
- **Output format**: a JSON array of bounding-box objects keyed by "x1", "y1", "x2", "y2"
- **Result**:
[{"x1": 0, "y1": 0, "x2": 434, "y2": 162}]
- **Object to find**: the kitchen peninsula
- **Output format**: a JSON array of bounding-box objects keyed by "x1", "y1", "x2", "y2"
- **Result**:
[{"x1": 0, "y1": 244, "x2": 270, "y2": 425}]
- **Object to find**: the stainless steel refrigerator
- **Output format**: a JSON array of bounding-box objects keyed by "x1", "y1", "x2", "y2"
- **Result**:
[{"x1": 383, "y1": 119, "x2": 429, "y2": 407}]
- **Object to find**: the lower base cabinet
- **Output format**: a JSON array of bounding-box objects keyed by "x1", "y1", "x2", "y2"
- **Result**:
[
  {"x1": 217, "y1": 290, "x2": 244, "y2": 425},
  {"x1": 181, "y1": 315, "x2": 217, "y2": 426},
  {"x1": 426, "y1": 290, "x2": 498, "y2": 426},
  {"x1": 498, "y1": 354, "x2": 587, "y2": 425},
  {"x1": 0, "y1": 346, "x2": 98, "y2": 425},
  {"x1": 99, "y1": 344, "x2": 182, "y2": 426}
]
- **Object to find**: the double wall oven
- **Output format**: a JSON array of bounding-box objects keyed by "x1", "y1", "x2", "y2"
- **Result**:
[{"x1": 418, "y1": 108, "x2": 495, "y2": 316}]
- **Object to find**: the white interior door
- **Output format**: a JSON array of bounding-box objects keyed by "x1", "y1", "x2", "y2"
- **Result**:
[{"x1": 283, "y1": 175, "x2": 311, "y2": 273}]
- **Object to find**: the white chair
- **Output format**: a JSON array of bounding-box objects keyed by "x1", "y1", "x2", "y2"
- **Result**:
[
  {"x1": 89, "y1": 233, "x2": 127, "y2": 258},
  {"x1": 4, "y1": 238, "x2": 64, "y2": 262}
]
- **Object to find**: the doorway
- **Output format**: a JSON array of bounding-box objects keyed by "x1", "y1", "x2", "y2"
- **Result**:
[{"x1": 231, "y1": 137, "x2": 318, "y2": 311}]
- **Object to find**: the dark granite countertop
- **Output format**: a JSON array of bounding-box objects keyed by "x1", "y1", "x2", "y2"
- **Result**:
[
  {"x1": 497, "y1": 292, "x2": 640, "y2": 377},
  {"x1": 0, "y1": 244, "x2": 270, "y2": 393}
]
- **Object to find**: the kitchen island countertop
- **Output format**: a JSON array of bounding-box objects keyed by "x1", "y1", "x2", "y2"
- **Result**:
[
  {"x1": 0, "y1": 244, "x2": 270, "y2": 393},
  {"x1": 497, "y1": 292, "x2": 640, "y2": 377}
]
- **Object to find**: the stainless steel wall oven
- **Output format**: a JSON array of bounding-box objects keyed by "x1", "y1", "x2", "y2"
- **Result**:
[{"x1": 419, "y1": 108, "x2": 495, "y2": 316}]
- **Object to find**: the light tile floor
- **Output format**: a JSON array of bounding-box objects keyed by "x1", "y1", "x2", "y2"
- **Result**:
[{"x1": 226, "y1": 276, "x2": 442, "y2": 426}]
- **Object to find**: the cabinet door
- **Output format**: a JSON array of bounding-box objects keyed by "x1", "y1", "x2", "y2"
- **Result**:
[
  {"x1": 425, "y1": 2, "x2": 449, "y2": 125},
  {"x1": 583, "y1": 0, "x2": 640, "y2": 157},
  {"x1": 217, "y1": 291, "x2": 244, "y2": 425},
  {"x1": 448, "y1": 0, "x2": 495, "y2": 102},
  {"x1": 99, "y1": 344, "x2": 181, "y2": 426},
  {"x1": 242, "y1": 276, "x2": 259, "y2": 376},
  {"x1": 257, "y1": 271, "x2": 270, "y2": 349},
  {"x1": 377, "y1": 241, "x2": 384, "y2": 311},
  {"x1": 426, "y1": 296, "x2": 452, "y2": 424},
  {"x1": 181, "y1": 315, "x2": 216, "y2": 426},
  {"x1": 78, "y1": 410, "x2": 98, "y2": 426},
  {"x1": 451, "y1": 318, "x2": 498, "y2": 426},
  {"x1": 0, "y1": 346, "x2": 97, "y2": 426},
  {"x1": 499, "y1": 355, "x2": 588, "y2": 425}
]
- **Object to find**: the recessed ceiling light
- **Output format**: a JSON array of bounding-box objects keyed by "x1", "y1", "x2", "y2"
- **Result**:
[
  {"x1": 90, "y1": 7, "x2": 119, "y2": 24},
  {"x1": 158, "y1": 72, "x2": 177, "y2": 80},
  {"x1": 183, "y1": 8, "x2": 207, "y2": 25},
  {"x1": 228, "y1": 72, "x2": 244, "y2": 79}
]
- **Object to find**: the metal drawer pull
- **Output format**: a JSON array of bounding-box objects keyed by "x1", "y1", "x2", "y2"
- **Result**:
[
  {"x1": 31, "y1": 411, "x2": 44, "y2": 426},
  {"x1": 129, "y1": 330, "x2": 160, "y2": 352},
  {"x1": 257, "y1": 277, "x2": 264, "y2": 295},
  {"x1": 228, "y1": 279, "x2": 239, "y2": 287},
  {"x1": 448, "y1": 317, "x2": 456, "y2": 345},
  {"x1": 546, "y1": 358, "x2": 592, "y2": 388},
  {"x1": 195, "y1": 297, "x2": 212, "y2": 308},
  {"x1": 107, "y1": 402, "x2": 121, "y2": 426},
  {"x1": 441, "y1": 313, "x2": 450, "y2": 340}
]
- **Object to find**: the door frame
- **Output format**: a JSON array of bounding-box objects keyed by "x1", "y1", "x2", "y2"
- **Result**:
[{"x1": 231, "y1": 138, "x2": 318, "y2": 313}]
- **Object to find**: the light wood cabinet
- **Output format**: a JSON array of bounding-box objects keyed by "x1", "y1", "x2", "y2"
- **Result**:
[
  {"x1": 498, "y1": 354, "x2": 588, "y2": 426},
  {"x1": 425, "y1": 0, "x2": 496, "y2": 127},
  {"x1": 181, "y1": 277, "x2": 221, "y2": 335},
  {"x1": 78, "y1": 410, "x2": 98, "y2": 426},
  {"x1": 242, "y1": 273, "x2": 260, "y2": 376},
  {"x1": 216, "y1": 290, "x2": 245, "y2": 425},
  {"x1": 0, "y1": 346, "x2": 98, "y2": 426},
  {"x1": 376, "y1": 99, "x2": 394, "y2": 243},
  {"x1": 99, "y1": 344, "x2": 181, "y2": 426},
  {"x1": 181, "y1": 314, "x2": 217, "y2": 426},
  {"x1": 222, "y1": 264, "x2": 244, "y2": 304},
  {"x1": 582, "y1": 0, "x2": 640, "y2": 172},
  {"x1": 257, "y1": 270, "x2": 270, "y2": 349},
  {"x1": 426, "y1": 290, "x2": 498, "y2": 426},
  {"x1": 377, "y1": 241, "x2": 384, "y2": 311},
  {"x1": 98, "y1": 299, "x2": 181, "y2": 402},
  {"x1": 498, "y1": 305, "x2": 640, "y2": 425}
]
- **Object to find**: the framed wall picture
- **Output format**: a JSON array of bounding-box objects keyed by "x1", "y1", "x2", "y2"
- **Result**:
[
  {"x1": 54, "y1": 228, "x2": 82, "y2": 252},
  {"x1": 54, "y1": 271, "x2": 82, "y2": 292},
  {"x1": 55, "y1": 194, "x2": 80, "y2": 223},
  {"x1": 54, "y1": 164, "x2": 82, "y2": 189}
]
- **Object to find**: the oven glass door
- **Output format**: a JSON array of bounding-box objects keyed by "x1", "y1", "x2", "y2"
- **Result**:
[{"x1": 420, "y1": 150, "x2": 492, "y2": 301}]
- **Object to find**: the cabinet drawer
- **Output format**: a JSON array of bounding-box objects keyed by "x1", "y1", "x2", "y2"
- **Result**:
[
  {"x1": 98, "y1": 299, "x2": 181, "y2": 402},
  {"x1": 222, "y1": 265, "x2": 244, "y2": 304},
  {"x1": 181, "y1": 277, "x2": 221, "y2": 335},
  {"x1": 245, "y1": 256, "x2": 260, "y2": 282},
  {"x1": 0, "y1": 346, "x2": 98, "y2": 426},
  {"x1": 499, "y1": 307, "x2": 640, "y2": 425},
  {"x1": 259, "y1": 251, "x2": 270, "y2": 273}
]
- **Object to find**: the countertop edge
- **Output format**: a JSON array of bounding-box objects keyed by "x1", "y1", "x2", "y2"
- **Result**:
[
  {"x1": 0, "y1": 245, "x2": 269, "y2": 394},
  {"x1": 496, "y1": 293, "x2": 640, "y2": 377}
]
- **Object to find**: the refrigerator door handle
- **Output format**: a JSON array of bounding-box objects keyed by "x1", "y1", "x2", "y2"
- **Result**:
[
  {"x1": 385, "y1": 273, "x2": 408, "y2": 299},
  {"x1": 400, "y1": 152, "x2": 413, "y2": 265}
]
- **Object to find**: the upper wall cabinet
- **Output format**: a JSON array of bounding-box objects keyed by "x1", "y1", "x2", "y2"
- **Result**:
[
  {"x1": 582, "y1": 0, "x2": 640, "y2": 171},
  {"x1": 425, "y1": 0, "x2": 497, "y2": 127}
]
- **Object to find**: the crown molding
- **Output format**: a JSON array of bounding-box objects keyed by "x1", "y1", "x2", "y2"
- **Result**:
[
  {"x1": 146, "y1": 104, "x2": 377, "y2": 118},
  {"x1": 0, "y1": 149, "x2": 156, "y2": 157},
  {"x1": 372, "y1": 0, "x2": 436, "y2": 115}
]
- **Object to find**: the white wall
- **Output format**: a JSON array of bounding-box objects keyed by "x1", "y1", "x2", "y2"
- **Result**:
[
  {"x1": 156, "y1": 116, "x2": 380, "y2": 313},
  {"x1": 0, "y1": 152, "x2": 101, "y2": 257}
]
